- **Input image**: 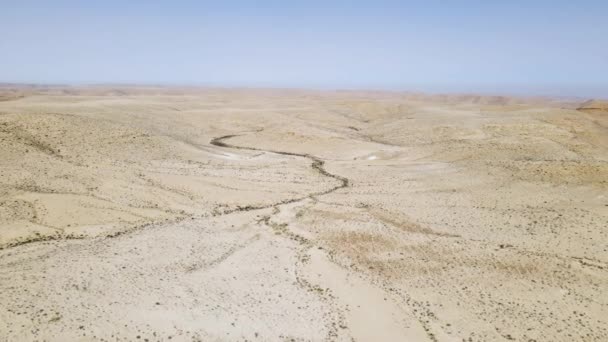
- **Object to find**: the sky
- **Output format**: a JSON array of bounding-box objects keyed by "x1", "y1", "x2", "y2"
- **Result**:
[{"x1": 1, "y1": 0, "x2": 607, "y2": 97}]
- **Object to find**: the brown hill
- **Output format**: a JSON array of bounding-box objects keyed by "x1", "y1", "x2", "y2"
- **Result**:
[{"x1": 578, "y1": 99, "x2": 608, "y2": 113}]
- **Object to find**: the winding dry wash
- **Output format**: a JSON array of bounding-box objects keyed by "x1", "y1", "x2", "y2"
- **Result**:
[
  {"x1": 211, "y1": 132, "x2": 350, "y2": 209},
  {"x1": 1, "y1": 86, "x2": 607, "y2": 341}
]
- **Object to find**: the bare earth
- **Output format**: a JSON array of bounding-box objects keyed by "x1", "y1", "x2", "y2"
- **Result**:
[{"x1": 0, "y1": 86, "x2": 607, "y2": 341}]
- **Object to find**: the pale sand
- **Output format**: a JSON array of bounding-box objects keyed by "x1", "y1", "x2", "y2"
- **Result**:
[{"x1": 0, "y1": 86, "x2": 607, "y2": 341}]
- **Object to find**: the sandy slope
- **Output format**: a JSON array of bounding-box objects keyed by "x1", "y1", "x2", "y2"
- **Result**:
[{"x1": 0, "y1": 86, "x2": 607, "y2": 341}]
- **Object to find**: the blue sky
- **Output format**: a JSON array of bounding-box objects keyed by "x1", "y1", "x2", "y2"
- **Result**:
[{"x1": 1, "y1": 0, "x2": 607, "y2": 97}]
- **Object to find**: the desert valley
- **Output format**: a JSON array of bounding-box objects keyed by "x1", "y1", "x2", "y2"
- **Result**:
[{"x1": 0, "y1": 85, "x2": 607, "y2": 341}]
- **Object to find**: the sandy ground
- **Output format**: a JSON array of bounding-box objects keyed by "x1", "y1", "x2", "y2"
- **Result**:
[{"x1": 0, "y1": 86, "x2": 607, "y2": 341}]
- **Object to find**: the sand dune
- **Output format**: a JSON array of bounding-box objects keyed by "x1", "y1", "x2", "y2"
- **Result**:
[{"x1": 0, "y1": 87, "x2": 607, "y2": 341}]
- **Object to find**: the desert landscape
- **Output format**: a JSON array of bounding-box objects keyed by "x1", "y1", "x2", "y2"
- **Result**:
[{"x1": 0, "y1": 85, "x2": 607, "y2": 341}]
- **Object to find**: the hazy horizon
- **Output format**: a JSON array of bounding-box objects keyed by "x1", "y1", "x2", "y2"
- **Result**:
[{"x1": 2, "y1": 0, "x2": 607, "y2": 98}]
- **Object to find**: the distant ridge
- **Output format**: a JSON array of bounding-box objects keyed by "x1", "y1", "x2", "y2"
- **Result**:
[{"x1": 577, "y1": 99, "x2": 608, "y2": 114}]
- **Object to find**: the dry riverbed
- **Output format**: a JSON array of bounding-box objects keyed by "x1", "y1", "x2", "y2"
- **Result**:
[{"x1": 1, "y1": 86, "x2": 607, "y2": 341}]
